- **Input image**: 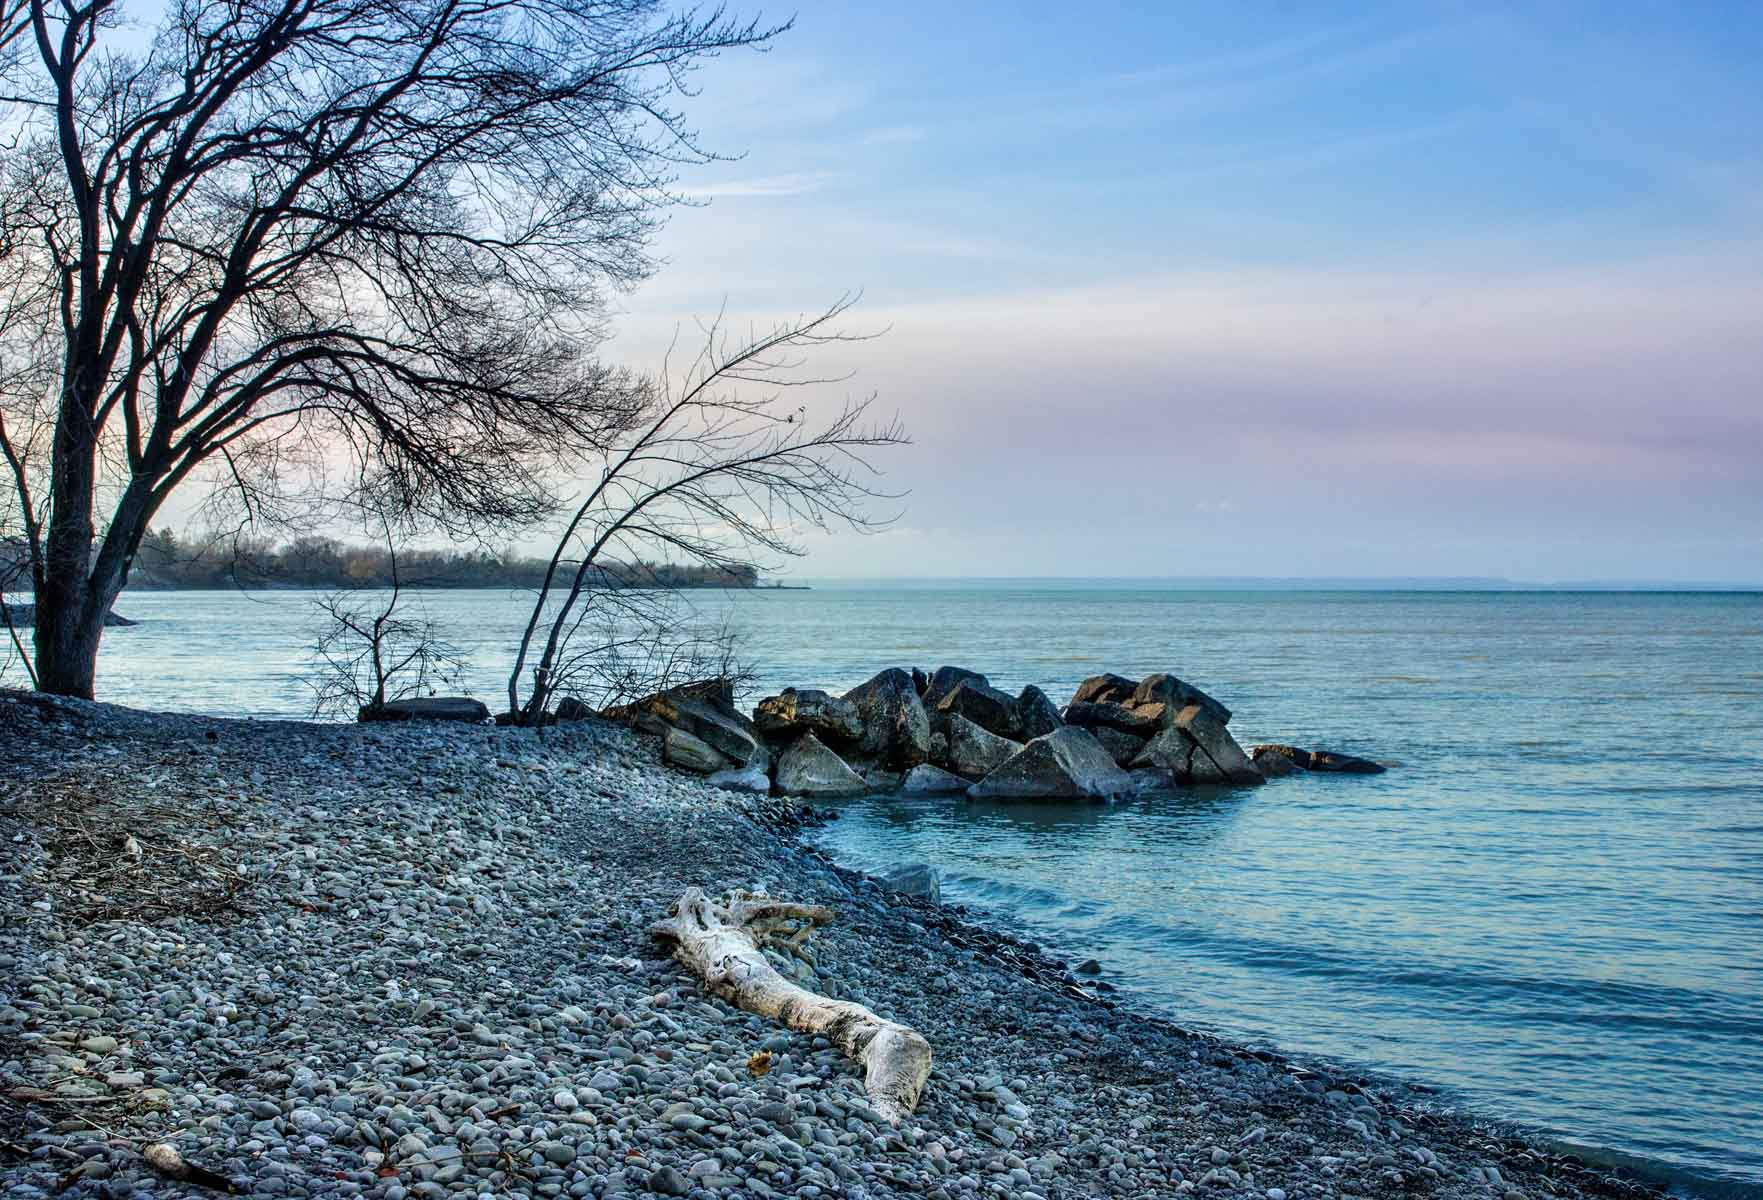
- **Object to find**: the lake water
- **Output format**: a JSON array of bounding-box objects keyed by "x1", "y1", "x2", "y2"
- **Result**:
[{"x1": 40, "y1": 583, "x2": 1763, "y2": 1195}]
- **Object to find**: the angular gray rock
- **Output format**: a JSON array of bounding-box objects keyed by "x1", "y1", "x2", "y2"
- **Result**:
[
  {"x1": 934, "y1": 678, "x2": 1021, "y2": 739},
  {"x1": 1090, "y1": 724, "x2": 1148, "y2": 767},
  {"x1": 900, "y1": 763, "x2": 969, "y2": 794},
  {"x1": 1176, "y1": 704, "x2": 1263, "y2": 785},
  {"x1": 923, "y1": 665, "x2": 989, "y2": 709},
  {"x1": 1250, "y1": 745, "x2": 1302, "y2": 777},
  {"x1": 1069, "y1": 673, "x2": 1138, "y2": 707},
  {"x1": 1015, "y1": 684, "x2": 1064, "y2": 740},
  {"x1": 968, "y1": 727, "x2": 1133, "y2": 800},
  {"x1": 637, "y1": 691, "x2": 760, "y2": 765},
  {"x1": 663, "y1": 725, "x2": 731, "y2": 774},
  {"x1": 1063, "y1": 699, "x2": 1160, "y2": 736},
  {"x1": 842, "y1": 668, "x2": 931, "y2": 768},
  {"x1": 752, "y1": 687, "x2": 863, "y2": 744},
  {"x1": 1132, "y1": 672, "x2": 1232, "y2": 726},
  {"x1": 707, "y1": 747, "x2": 772, "y2": 793},
  {"x1": 359, "y1": 696, "x2": 490, "y2": 723},
  {"x1": 946, "y1": 713, "x2": 1020, "y2": 780},
  {"x1": 1131, "y1": 708, "x2": 1262, "y2": 785},
  {"x1": 774, "y1": 732, "x2": 869, "y2": 797}
]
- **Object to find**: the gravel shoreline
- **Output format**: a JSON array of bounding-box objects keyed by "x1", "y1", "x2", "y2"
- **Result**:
[{"x1": 1, "y1": 692, "x2": 1666, "y2": 1200}]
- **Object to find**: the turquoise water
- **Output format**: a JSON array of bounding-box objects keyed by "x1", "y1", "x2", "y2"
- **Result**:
[{"x1": 51, "y1": 584, "x2": 1763, "y2": 1194}]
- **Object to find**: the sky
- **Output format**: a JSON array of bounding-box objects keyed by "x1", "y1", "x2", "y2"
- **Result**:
[{"x1": 595, "y1": 0, "x2": 1763, "y2": 582}]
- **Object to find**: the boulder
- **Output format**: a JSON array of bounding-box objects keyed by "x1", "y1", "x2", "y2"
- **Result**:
[
  {"x1": 664, "y1": 725, "x2": 733, "y2": 774},
  {"x1": 1307, "y1": 749, "x2": 1387, "y2": 775},
  {"x1": 706, "y1": 760, "x2": 772, "y2": 794},
  {"x1": 774, "y1": 732, "x2": 868, "y2": 798},
  {"x1": 878, "y1": 863, "x2": 941, "y2": 903},
  {"x1": 928, "y1": 731, "x2": 949, "y2": 766},
  {"x1": 1090, "y1": 724, "x2": 1148, "y2": 767},
  {"x1": 753, "y1": 688, "x2": 863, "y2": 745},
  {"x1": 968, "y1": 727, "x2": 1133, "y2": 801},
  {"x1": 842, "y1": 669, "x2": 931, "y2": 768},
  {"x1": 1131, "y1": 672, "x2": 1231, "y2": 726},
  {"x1": 1131, "y1": 707, "x2": 1262, "y2": 786},
  {"x1": 1251, "y1": 743, "x2": 1385, "y2": 775},
  {"x1": 860, "y1": 764, "x2": 905, "y2": 792},
  {"x1": 553, "y1": 696, "x2": 594, "y2": 721},
  {"x1": 1069, "y1": 673, "x2": 1138, "y2": 707},
  {"x1": 923, "y1": 665, "x2": 989, "y2": 709},
  {"x1": 360, "y1": 696, "x2": 489, "y2": 724},
  {"x1": 1176, "y1": 705, "x2": 1262, "y2": 785},
  {"x1": 1250, "y1": 746, "x2": 1302, "y2": 777},
  {"x1": 946, "y1": 713, "x2": 1021, "y2": 780},
  {"x1": 1064, "y1": 700, "x2": 1160, "y2": 736},
  {"x1": 901, "y1": 763, "x2": 969, "y2": 795},
  {"x1": 934, "y1": 678, "x2": 1021, "y2": 739},
  {"x1": 911, "y1": 666, "x2": 930, "y2": 696},
  {"x1": 637, "y1": 690, "x2": 760, "y2": 766},
  {"x1": 1015, "y1": 684, "x2": 1063, "y2": 740}
]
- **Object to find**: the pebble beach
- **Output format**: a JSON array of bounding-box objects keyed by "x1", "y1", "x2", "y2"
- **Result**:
[{"x1": 0, "y1": 690, "x2": 1668, "y2": 1200}]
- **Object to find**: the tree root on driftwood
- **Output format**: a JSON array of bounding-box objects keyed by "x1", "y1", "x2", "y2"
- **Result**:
[{"x1": 652, "y1": 887, "x2": 932, "y2": 1122}]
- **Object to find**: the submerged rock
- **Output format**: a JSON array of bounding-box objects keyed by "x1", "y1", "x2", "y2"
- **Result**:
[
  {"x1": 774, "y1": 731, "x2": 868, "y2": 797},
  {"x1": 900, "y1": 763, "x2": 968, "y2": 794},
  {"x1": 878, "y1": 863, "x2": 941, "y2": 903},
  {"x1": 968, "y1": 727, "x2": 1132, "y2": 801},
  {"x1": 1251, "y1": 743, "x2": 1386, "y2": 775}
]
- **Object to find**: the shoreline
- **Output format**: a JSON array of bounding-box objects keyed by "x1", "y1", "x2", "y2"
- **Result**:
[{"x1": 0, "y1": 692, "x2": 1682, "y2": 1200}]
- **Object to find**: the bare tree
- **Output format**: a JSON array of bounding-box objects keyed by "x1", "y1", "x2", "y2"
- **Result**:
[
  {"x1": 508, "y1": 299, "x2": 906, "y2": 724},
  {"x1": 304, "y1": 536, "x2": 467, "y2": 720},
  {"x1": 0, "y1": 0, "x2": 782, "y2": 698}
]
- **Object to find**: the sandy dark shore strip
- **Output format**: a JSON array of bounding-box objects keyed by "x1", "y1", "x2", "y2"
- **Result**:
[{"x1": 0, "y1": 691, "x2": 1664, "y2": 1200}]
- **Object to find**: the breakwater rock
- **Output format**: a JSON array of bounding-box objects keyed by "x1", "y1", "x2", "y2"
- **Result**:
[{"x1": 603, "y1": 667, "x2": 1388, "y2": 801}]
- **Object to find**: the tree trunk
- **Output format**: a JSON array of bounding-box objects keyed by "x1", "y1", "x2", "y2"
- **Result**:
[
  {"x1": 652, "y1": 888, "x2": 932, "y2": 1123},
  {"x1": 32, "y1": 388, "x2": 111, "y2": 699}
]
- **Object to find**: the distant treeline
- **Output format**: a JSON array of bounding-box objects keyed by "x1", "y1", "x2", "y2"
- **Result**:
[{"x1": 2, "y1": 531, "x2": 760, "y2": 592}]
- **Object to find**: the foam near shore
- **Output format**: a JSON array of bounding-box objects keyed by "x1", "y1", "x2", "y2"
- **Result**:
[{"x1": 0, "y1": 691, "x2": 1666, "y2": 1200}]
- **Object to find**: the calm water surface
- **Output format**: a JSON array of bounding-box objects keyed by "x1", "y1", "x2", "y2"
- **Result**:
[{"x1": 62, "y1": 584, "x2": 1763, "y2": 1195}]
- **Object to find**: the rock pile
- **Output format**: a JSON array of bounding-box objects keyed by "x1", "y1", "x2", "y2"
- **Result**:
[{"x1": 610, "y1": 666, "x2": 1371, "y2": 801}]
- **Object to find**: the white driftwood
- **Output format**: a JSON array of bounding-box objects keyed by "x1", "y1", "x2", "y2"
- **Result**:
[{"x1": 653, "y1": 887, "x2": 932, "y2": 1122}]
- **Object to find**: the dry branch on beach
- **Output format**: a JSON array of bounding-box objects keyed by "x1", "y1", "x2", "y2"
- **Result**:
[{"x1": 652, "y1": 887, "x2": 932, "y2": 1123}]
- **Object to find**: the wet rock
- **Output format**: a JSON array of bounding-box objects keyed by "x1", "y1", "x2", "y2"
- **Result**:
[
  {"x1": 1251, "y1": 744, "x2": 1386, "y2": 774},
  {"x1": 901, "y1": 763, "x2": 968, "y2": 794},
  {"x1": 774, "y1": 732, "x2": 868, "y2": 798},
  {"x1": 878, "y1": 863, "x2": 941, "y2": 902},
  {"x1": 935, "y1": 678, "x2": 1022, "y2": 740},
  {"x1": 968, "y1": 727, "x2": 1132, "y2": 800},
  {"x1": 1015, "y1": 684, "x2": 1064, "y2": 740},
  {"x1": 947, "y1": 714, "x2": 1021, "y2": 780},
  {"x1": 1176, "y1": 705, "x2": 1263, "y2": 785},
  {"x1": 1089, "y1": 724, "x2": 1148, "y2": 767}
]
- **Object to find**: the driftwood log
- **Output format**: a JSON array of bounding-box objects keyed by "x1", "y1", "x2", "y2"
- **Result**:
[{"x1": 652, "y1": 887, "x2": 932, "y2": 1122}]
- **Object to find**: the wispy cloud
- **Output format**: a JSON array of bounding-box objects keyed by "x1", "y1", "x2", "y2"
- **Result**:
[{"x1": 680, "y1": 171, "x2": 846, "y2": 199}]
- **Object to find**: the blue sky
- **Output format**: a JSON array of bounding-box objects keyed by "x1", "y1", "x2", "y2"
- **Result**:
[{"x1": 608, "y1": 2, "x2": 1763, "y2": 581}]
